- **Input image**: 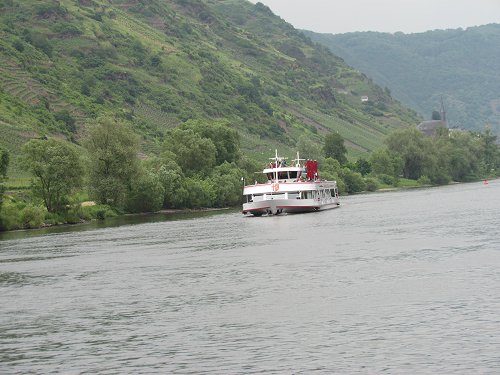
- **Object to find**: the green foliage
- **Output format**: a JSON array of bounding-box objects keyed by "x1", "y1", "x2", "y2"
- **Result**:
[
  {"x1": 209, "y1": 162, "x2": 246, "y2": 207},
  {"x1": 25, "y1": 32, "x2": 53, "y2": 57},
  {"x1": 80, "y1": 204, "x2": 117, "y2": 221},
  {"x1": 20, "y1": 204, "x2": 45, "y2": 229},
  {"x1": 382, "y1": 127, "x2": 499, "y2": 185},
  {"x1": 323, "y1": 132, "x2": 347, "y2": 164},
  {"x1": 181, "y1": 120, "x2": 241, "y2": 165},
  {"x1": 377, "y1": 174, "x2": 398, "y2": 187},
  {"x1": 163, "y1": 128, "x2": 216, "y2": 176},
  {"x1": 54, "y1": 110, "x2": 76, "y2": 133},
  {"x1": 364, "y1": 177, "x2": 379, "y2": 192},
  {"x1": 0, "y1": 148, "x2": 8, "y2": 216},
  {"x1": 386, "y1": 128, "x2": 431, "y2": 180},
  {"x1": 320, "y1": 157, "x2": 342, "y2": 180},
  {"x1": 126, "y1": 169, "x2": 165, "y2": 213},
  {"x1": 179, "y1": 177, "x2": 216, "y2": 209},
  {"x1": 353, "y1": 158, "x2": 372, "y2": 176},
  {"x1": 369, "y1": 149, "x2": 403, "y2": 177},
  {"x1": 306, "y1": 25, "x2": 500, "y2": 133},
  {"x1": 341, "y1": 168, "x2": 366, "y2": 194},
  {"x1": 0, "y1": 199, "x2": 21, "y2": 231},
  {"x1": 0, "y1": 148, "x2": 10, "y2": 178},
  {"x1": 417, "y1": 175, "x2": 431, "y2": 186},
  {"x1": 83, "y1": 118, "x2": 139, "y2": 208},
  {"x1": 0, "y1": 0, "x2": 418, "y2": 183},
  {"x1": 21, "y1": 138, "x2": 83, "y2": 212},
  {"x1": 296, "y1": 136, "x2": 323, "y2": 163}
]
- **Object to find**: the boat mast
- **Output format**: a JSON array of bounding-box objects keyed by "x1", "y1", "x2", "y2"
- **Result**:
[
  {"x1": 274, "y1": 149, "x2": 278, "y2": 182},
  {"x1": 293, "y1": 151, "x2": 304, "y2": 167}
]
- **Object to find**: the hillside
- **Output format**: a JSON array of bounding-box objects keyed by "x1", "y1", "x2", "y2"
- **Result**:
[
  {"x1": 0, "y1": 0, "x2": 418, "y2": 177},
  {"x1": 304, "y1": 24, "x2": 500, "y2": 134}
]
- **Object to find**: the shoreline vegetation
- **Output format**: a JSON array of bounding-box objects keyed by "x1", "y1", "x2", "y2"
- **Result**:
[
  {"x1": 1, "y1": 2, "x2": 499, "y2": 234},
  {"x1": 1, "y1": 123, "x2": 499, "y2": 233},
  {"x1": 0, "y1": 176, "x2": 496, "y2": 235}
]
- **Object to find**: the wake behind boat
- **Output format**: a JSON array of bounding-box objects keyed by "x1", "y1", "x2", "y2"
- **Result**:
[{"x1": 242, "y1": 150, "x2": 340, "y2": 216}]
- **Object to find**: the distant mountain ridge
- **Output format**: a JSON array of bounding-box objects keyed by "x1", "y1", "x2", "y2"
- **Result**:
[
  {"x1": 0, "y1": 0, "x2": 418, "y2": 175},
  {"x1": 304, "y1": 24, "x2": 500, "y2": 134}
]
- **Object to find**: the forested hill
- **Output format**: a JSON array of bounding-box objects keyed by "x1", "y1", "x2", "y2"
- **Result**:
[
  {"x1": 0, "y1": 0, "x2": 418, "y2": 175},
  {"x1": 304, "y1": 24, "x2": 500, "y2": 134}
]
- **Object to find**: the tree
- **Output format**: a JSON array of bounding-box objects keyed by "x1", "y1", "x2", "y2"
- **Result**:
[
  {"x1": 341, "y1": 168, "x2": 366, "y2": 193},
  {"x1": 296, "y1": 135, "x2": 323, "y2": 162},
  {"x1": 323, "y1": 132, "x2": 347, "y2": 164},
  {"x1": 385, "y1": 128, "x2": 433, "y2": 180},
  {"x1": 320, "y1": 157, "x2": 342, "y2": 180},
  {"x1": 354, "y1": 158, "x2": 372, "y2": 176},
  {"x1": 479, "y1": 129, "x2": 500, "y2": 175},
  {"x1": 369, "y1": 148, "x2": 403, "y2": 177},
  {"x1": 179, "y1": 177, "x2": 215, "y2": 208},
  {"x1": 181, "y1": 120, "x2": 241, "y2": 165},
  {"x1": 163, "y1": 128, "x2": 216, "y2": 176},
  {"x1": 125, "y1": 168, "x2": 165, "y2": 213},
  {"x1": 143, "y1": 151, "x2": 185, "y2": 208},
  {"x1": 83, "y1": 118, "x2": 139, "y2": 208},
  {"x1": 21, "y1": 139, "x2": 83, "y2": 212},
  {"x1": 209, "y1": 162, "x2": 246, "y2": 207},
  {"x1": 0, "y1": 148, "x2": 8, "y2": 178},
  {"x1": 54, "y1": 110, "x2": 76, "y2": 133},
  {"x1": 0, "y1": 148, "x2": 9, "y2": 214}
]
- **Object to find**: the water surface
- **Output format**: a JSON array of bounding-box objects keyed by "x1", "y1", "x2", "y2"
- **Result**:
[{"x1": 1, "y1": 181, "x2": 500, "y2": 373}]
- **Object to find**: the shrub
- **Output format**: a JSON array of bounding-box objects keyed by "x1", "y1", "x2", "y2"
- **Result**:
[
  {"x1": 377, "y1": 174, "x2": 397, "y2": 186},
  {"x1": 12, "y1": 39, "x2": 24, "y2": 52},
  {"x1": 0, "y1": 201, "x2": 22, "y2": 230},
  {"x1": 20, "y1": 205, "x2": 46, "y2": 228},
  {"x1": 342, "y1": 169, "x2": 366, "y2": 194},
  {"x1": 364, "y1": 177, "x2": 379, "y2": 192},
  {"x1": 417, "y1": 175, "x2": 431, "y2": 186},
  {"x1": 125, "y1": 171, "x2": 165, "y2": 213}
]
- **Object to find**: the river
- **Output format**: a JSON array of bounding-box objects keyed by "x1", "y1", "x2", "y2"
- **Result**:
[{"x1": 1, "y1": 180, "x2": 500, "y2": 374}]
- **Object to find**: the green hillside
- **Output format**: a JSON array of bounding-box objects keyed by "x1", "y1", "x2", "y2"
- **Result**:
[
  {"x1": 0, "y1": 0, "x2": 418, "y2": 177},
  {"x1": 304, "y1": 24, "x2": 500, "y2": 134}
]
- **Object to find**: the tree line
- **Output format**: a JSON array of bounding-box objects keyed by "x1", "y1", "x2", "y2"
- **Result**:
[
  {"x1": 1, "y1": 121, "x2": 499, "y2": 231},
  {"x1": 0, "y1": 118, "x2": 259, "y2": 230}
]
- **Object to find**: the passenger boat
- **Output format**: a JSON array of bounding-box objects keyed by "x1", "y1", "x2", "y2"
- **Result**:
[{"x1": 242, "y1": 150, "x2": 340, "y2": 216}]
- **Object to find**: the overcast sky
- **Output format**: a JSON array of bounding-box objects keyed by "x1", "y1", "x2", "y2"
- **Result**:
[{"x1": 247, "y1": 0, "x2": 500, "y2": 34}]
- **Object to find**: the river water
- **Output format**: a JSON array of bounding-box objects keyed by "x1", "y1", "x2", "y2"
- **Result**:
[{"x1": 1, "y1": 181, "x2": 500, "y2": 374}]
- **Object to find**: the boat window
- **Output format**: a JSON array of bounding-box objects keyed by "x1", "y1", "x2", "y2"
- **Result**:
[
  {"x1": 289, "y1": 171, "x2": 298, "y2": 179},
  {"x1": 278, "y1": 172, "x2": 287, "y2": 179},
  {"x1": 267, "y1": 173, "x2": 273, "y2": 181}
]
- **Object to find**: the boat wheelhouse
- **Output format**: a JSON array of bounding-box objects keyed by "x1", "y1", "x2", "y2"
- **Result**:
[{"x1": 242, "y1": 151, "x2": 340, "y2": 216}]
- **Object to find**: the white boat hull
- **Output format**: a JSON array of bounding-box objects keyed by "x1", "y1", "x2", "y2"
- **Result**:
[{"x1": 243, "y1": 197, "x2": 340, "y2": 215}]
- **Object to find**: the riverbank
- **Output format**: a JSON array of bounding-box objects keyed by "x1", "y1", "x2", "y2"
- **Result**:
[{"x1": 1, "y1": 176, "x2": 497, "y2": 234}]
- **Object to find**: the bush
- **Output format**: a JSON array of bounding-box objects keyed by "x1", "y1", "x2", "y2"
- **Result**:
[
  {"x1": 0, "y1": 201, "x2": 22, "y2": 230},
  {"x1": 377, "y1": 174, "x2": 397, "y2": 186},
  {"x1": 125, "y1": 171, "x2": 165, "y2": 213},
  {"x1": 342, "y1": 169, "x2": 366, "y2": 194},
  {"x1": 63, "y1": 206, "x2": 85, "y2": 224},
  {"x1": 20, "y1": 205, "x2": 46, "y2": 228},
  {"x1": 417, "y1": 175, "x2": 431, "y2": 186},
  {"x1": 12, "y1": 39, "x2": 24, "y2": 52},
  {"x1": 80, "y1": 205, "x2": 117, "y2": 220},
  {"x1": 44, "y1": 212, "x2": 64, "y2": 226},
  {"x1": 364, "y1": 177, "x2": 379, "y2": 192}
]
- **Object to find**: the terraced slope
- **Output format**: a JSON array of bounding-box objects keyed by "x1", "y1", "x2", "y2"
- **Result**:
[{"x1": 0, "y1": 0, "x2": 419, "y2": 176}]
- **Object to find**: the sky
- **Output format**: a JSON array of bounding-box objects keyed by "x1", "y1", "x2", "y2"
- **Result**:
[{"x1": 247, "y1": 0, "x2": 500, "y2": 34}]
